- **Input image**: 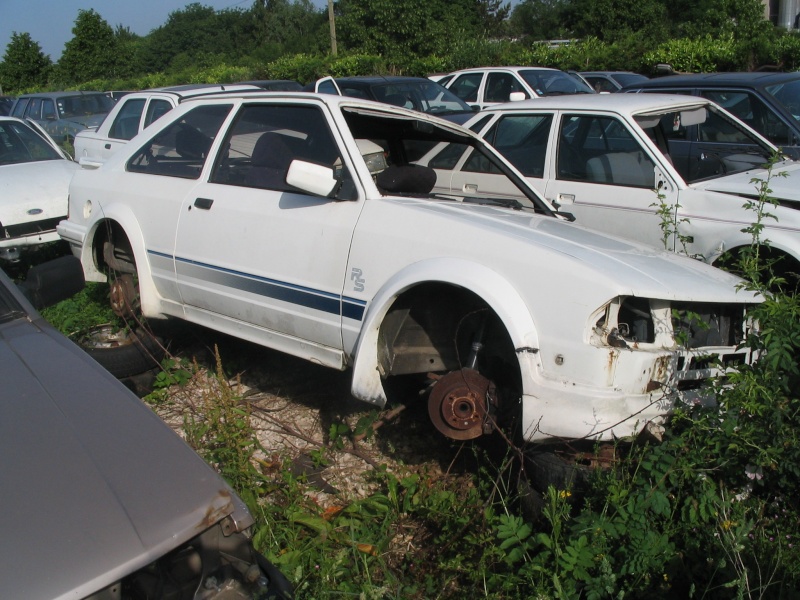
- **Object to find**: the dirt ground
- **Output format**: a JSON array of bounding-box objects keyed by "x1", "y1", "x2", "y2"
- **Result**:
[{"x1": 137, "y1": 321, "x2": 491, "y2": 504}]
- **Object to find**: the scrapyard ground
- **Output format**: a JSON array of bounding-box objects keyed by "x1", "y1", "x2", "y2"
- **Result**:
[{"x1": 137, "y1": 321, "x2": 513, "y2": 508}]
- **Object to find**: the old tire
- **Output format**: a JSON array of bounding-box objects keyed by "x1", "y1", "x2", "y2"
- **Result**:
[
  {"x1": 73, "y1": 325, "x2": 164, "y2": 379},
  {"x1": 523, "y1": 450, "x2": 592, "y2": 495}
]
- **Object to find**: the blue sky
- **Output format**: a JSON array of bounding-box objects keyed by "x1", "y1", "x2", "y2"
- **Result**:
[{"x1": 0, "y1": 0, "x2": 328, "y2": 61}]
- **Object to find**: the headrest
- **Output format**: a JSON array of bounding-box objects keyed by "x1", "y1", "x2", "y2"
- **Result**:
[{"x1": 376, "y1": 164, "x2": 436, "y2": 195}]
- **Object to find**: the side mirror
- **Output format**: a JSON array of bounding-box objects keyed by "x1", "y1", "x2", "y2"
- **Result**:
[
  {"x1": 286, "y1": 160, "x2": 339, "y2": 197},
  {"x1": 509, "y1": 92, "x2": 526, "y2": 102}
]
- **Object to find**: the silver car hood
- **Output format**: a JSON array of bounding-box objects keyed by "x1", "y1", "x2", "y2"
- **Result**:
[
  {"x1": 0, "y1": 316, "x2": 250, "y2": 600},
  {"x1": 693, "y1": 160, "x2": 800, "y2": 201}
]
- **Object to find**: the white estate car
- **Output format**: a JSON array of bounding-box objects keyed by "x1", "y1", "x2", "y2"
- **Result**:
[
  {"x1": 437, "y1": 67, "x2": 595, "y2": 110},
  {"x1": 58, "y1": 92, "x2": 758, "y2": 444},
  {"x1": 0, "y1": 116, "x2": 78, "y2": 262},
  {"x1": 428, "y1": 93, "x2": 800, "y2": 277},
  {"x1": 74, "y1": 84, "x2": 259, "y2": 163}
]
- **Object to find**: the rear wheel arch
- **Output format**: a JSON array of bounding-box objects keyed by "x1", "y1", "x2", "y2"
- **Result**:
[{"x1": 713, "y1": 242, "x2": 800, "y2": 288}]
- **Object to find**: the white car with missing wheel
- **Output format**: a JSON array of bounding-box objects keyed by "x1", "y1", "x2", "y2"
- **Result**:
[
  {"x1": 58, "y1": 92, "x2": 759, "y2": 444},
  {"x1": 427, "y1": 93, "x2": 800, "y2": 280}
]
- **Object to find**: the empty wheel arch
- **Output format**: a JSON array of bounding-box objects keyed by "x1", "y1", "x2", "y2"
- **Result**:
[{"x1": 377, "y1": 282, "x2": 523, "y2": 441}]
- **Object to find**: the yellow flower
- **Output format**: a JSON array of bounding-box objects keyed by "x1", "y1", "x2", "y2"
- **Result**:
[{"x1": 559, "y1": 490, "x2": 572, "y2": 499}]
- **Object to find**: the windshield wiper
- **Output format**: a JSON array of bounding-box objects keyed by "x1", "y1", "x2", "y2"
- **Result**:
[{"x1": 461, "y1": 196, "x2": 526, "y2": 210}]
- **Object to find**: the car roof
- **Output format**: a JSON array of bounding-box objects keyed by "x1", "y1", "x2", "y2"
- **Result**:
[
  {"x1": 329, "y1": 76, "x2": 436, "y2": 85},
  {"x1": 485, "y1": 92, "x2": 711, "y2": 114},
  {"x1": 627, "y1": 71, "x2": 800, "y2": 89},
  {"x1": 448, "y1": 66, "x2": 560, "y2": 75},
  {"x1": 15, "y1": 90, "x2": 109, "y2": 99}
]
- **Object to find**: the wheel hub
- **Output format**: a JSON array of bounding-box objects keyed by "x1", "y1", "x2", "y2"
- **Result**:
[
  {"x1": 428, "y1": 369, "x2": 496, "y2": 440},
  {"x1": 109, "y1": 274, "x2": 139, "y2": 319}
]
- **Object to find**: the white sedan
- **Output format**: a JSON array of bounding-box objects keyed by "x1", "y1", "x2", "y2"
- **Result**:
[
  {"x1": 0, "y1": 117, "x2": 77, "y2": 263},
  {"x1": 424, "y1": 93, "x2": 800, "y2": 278},
  {"x1": 74, "y1": 84, "x2": 259, "y2": 164},
  {"x1": 58, "y1": 92, "x2": 758, "y2": 443}
]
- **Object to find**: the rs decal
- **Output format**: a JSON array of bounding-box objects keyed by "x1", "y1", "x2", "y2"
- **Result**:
[{"x1": 351, "y1": 267, "x2": 365, "y2": 292}]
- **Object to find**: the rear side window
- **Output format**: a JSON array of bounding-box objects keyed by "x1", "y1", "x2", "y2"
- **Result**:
[
  {"x1": 11, "y1": 98, "x2": 29, "y2": 118},
  {"x1": 109, "y1": 98, "x2": 145, "y2": 140},
  {"x1": 448, "y1": 73, "x2": 483, "y2": 103},
  {"x1": 127, "y1": 104, "x2": 232, "y2": 179},
  {"x1": 702, "y1": 89, "x2": 793, "y2": 147},
  {"x1": 145, "y1": 99, "x2": 174, "y2": 127}
]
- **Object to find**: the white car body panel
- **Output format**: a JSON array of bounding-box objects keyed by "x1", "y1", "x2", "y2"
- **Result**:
[
  {"x1": 446, "y1": 94, "x2": 800, "y2": 267},
  {"x1": 59, "y1": 93, "x2": 759, "y2": 443}
]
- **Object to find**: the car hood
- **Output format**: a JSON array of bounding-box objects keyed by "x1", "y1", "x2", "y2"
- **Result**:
[
  {"x1": 693, "y1": 159, "x2": 800, "y2": 202},
  {"x1": 394, "y1": 199, "x2": 760, "y2": 304},
  {"x1": 61, "y1": 113, "x2": 108, "y2": 129},
  {"x1": 0, "y1": 159, "x2": 77, "y2": 223},
  {"x1": 0, "y1": 317, "x2": 250, "y2": 600}
]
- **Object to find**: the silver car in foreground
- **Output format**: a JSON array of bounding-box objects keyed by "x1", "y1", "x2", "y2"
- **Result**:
[{"x1": 1, "y1": 256, "x2": 292, "y2": 599}]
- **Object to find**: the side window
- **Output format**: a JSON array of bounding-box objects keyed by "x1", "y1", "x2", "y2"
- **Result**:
[
  {"x1": 485, "y1": 73, "x2": 526, "y2": 103},
  {"x1": 480, "y1": 114, "x2": 552, "y2": 177},
  {"x1": 587, "y1": 77, "x2": 616, "y2": 93},
  {"x1": 108, "y1": 98, "x2": 146, "y2": 140},
  {"x1": 42, "y1": 99, "x2": 57, "y2": 120},
  {"x1": 702, "y1": 89, "x2": 792, "y2": 146},
  {"x1": 11, "y1": 98, "x2": 29, "y2": 118},
  {"x1": 210, "y1": 103, "x2": 343, "y2": 194},
  {"x1": 127, "y1": 104, "x2": 232, "y2": 179},
  {"x1": 448, "y1": 74, "x2": 483, "y2": 103},
  {"x1": 317, "y1": 80, "x2": 339, "y2": 95},
  {"x1": 27, "y1": 98, "x2": 43, "y2": 120},
  {"x1": 557, "y1": 114, "x2": 655, "y2": 187},
  {"x1": 144, "y1": 99, "x2": 174, "y2": 127}
]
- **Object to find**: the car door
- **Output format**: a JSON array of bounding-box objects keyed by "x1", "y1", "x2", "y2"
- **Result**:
[
  {"x1": 429, "y1": 111, "x2": 555, "y2": 200},
  {"x1": 173, "y1": 100, "x2": 364, "y2": 357},
  {"x1": 542, "y1": 112, "x2": 679, "y2": 249}
]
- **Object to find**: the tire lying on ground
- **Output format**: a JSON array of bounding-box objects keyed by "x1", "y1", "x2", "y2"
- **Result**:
[
  {"x1": 523, "y1": 449, "x2": 593, "y2": 496},
  {"x1": 71, "y1": 325, "x2": 165, "y2": 379}
]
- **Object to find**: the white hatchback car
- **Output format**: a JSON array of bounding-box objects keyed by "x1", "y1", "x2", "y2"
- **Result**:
[
  {"x1": 437, "y1": 66, "x2": 595, "y2": 110},
  {"x1": 0, "y1": 116, "x2": 78, "y2": 262},
  {"x1": 58, "y1": 92, "x2": 758, "y2": 444},
  {"x1": 423, "y1": 93, "x2": 800, "y2": 277},
  {"x1": 74, "y1": 84, "x2": 259, "y2": 164}
]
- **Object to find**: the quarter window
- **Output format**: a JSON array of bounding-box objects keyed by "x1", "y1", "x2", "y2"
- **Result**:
[{"x1": 109, "y1": 98, "x2": 145, "y2": 140}]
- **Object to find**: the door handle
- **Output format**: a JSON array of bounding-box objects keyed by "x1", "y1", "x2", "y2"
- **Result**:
[
  {"x1": 557, "y1": 193, "x2": 575, "y2": 204},
  {"x1": 194, "y1": 197, "x2": 214, "y2": 210},
  {"x1": 104, "y1": 143, "x2": 111, "y2": 149}
]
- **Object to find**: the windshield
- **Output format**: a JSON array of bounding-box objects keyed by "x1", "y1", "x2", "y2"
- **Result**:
[
  {"x1": 635, "y1": 103, "x2": 776, "y2": 183},
  {"x1": 341, "y1": 107, "x2": 555, "y2": 215},
  {"x1": 764, "y1": 78, "x2": 800, "y2": 122},
  {"x1": 56, "y1": 94, "x2": 114, "y2": 119},
  {"x1": 520, "y1": 69, "x2": 595, "y2": 96},
  {"x1": 0, "y1": 120, "x2": 63, "y2": 165},
  {"x1": 369, "y1": 81, "x2": 473, "y2": 115}
]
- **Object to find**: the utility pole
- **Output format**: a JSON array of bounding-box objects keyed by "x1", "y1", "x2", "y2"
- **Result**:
[{"x1": 328, "y1": 0, "x2": 337, "y2": 56}]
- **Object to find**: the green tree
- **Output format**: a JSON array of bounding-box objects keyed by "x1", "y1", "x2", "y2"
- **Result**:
[
  {"x1": 139, "y1": 3, "x2": 254, "y2": 73},
  {"x1": 252, "y1": 0, "x2": 328, "y2": 62},
  {"x1": 0, "y1": 32, "x2": 52, "y2": 93},
  {"x1": 57, "y1": 9, "x2": 120, "y2": 85},
  {"x1": 336, "y1": 0, "x2": 506, "y2": 64},
  {"x1": 509, "y1": 0, "x2": 569, "y2": 41}
]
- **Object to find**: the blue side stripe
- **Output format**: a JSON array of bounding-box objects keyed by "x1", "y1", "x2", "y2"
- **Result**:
[{"x1": 148, "y1": 249, "x2": 366, "y2": 321}]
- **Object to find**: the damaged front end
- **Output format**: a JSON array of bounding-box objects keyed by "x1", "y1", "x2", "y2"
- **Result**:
[{"x1": 592, "y1": 295, "x2": 756, "y2": 403}]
